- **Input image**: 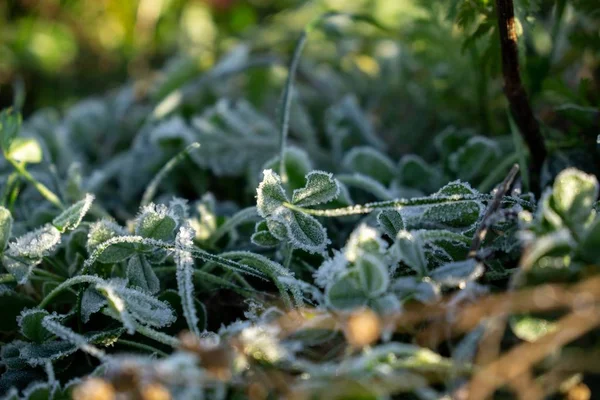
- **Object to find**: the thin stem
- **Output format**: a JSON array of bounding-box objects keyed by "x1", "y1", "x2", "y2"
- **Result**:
[
  {"x1": 207, "y1": 206, "x2": 259, "y2": 246},
  {"x1": 141, "y1": 142, "x2": 201, "y2": 206},
  {"x1": 39, "y1": 275, "x2": 103, "y2": 309},
  {"x1": 7, "y1": 158, "x2": 64, "y2": 209},
  {"x1": 282, "y1": 193, "x2": 534, "y2": 218},
  {"x1": 116, "y1": 339, "x2": 169, "y2": 357},
  {"x1": 495, "y1": 0, "x2": 546, "y2": 192},
  {"x1": 102, "y1": 309, "x2": 180, "y2": 348}
]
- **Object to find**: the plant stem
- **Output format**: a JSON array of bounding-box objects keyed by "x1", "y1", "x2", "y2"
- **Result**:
[
  {"x1": 495, "y1": 0, "x2": 546, "y2": 193},
  {"x1": 7, "y1": 158, "x2": 64, "y2": 209},
  {"x1": 116, "y1": 339, "x2": 169, "y2": 357},
  {"x1": 141, "y1": 142, "x2": 201, "y2": 207}
]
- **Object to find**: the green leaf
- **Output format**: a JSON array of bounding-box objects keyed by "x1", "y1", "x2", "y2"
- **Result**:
[
  {"x1": 127, "y1": 254, "x2": 160, "y2": 294},
  {"x1": 256, "y1": 169, "x2": 288, "y2": 217},
  {"x1": 87, "y1": 220, "x2": 135, "y2": 264},
  {"x1": 292, "y1": 171, "x2": 340, "y2": 207},
  {"x1": 52, "y1": 194, "x2": 94, "y2": 233},
  {"x1": 251, "y1": 221, "x2": 280, "y2": 248},
  {"x1": 0, "y1": 108, "x2": 22, "y2": 152},
  {"x1": 393, "y1": 231, "x2": 428, "y2": 277},
  {"x1": 326, "y1": 273, "x2": 368, "y2": 311},
  {"x1": 357, "y1": 254, "x2": 389, "y2": 296},
  {"x1": 18, "y1": 309, "x2": 52, "y2": 343},
  {"x1": 80, "y1": 287, "x2": 106, "y2": 323},
  {"x1": 377, "y1": 210, "x2": 404, "y2": 239},
  {"x1": 551, "y1": 168, "x2": 598, "y2": 226},
  {"x1": 449, "y1": 136, "x2": 501, "y2": 182},
  {"x1": 5, "y1": 137, "x2": 43, "y2": 164},
  {"x1": 342, "y1": 147, "x2": 396, "y2": 185},
  {"x1": 0, "y1": 206, "x2": 13, "y2": 252},
  {"x1": 421, "y1": 200, "x2": 483, "y2": 229},
  {"x1": 273, "y1": 208, "x2": 329, "y2": 254},
  {"x1": 397, "y1": 155, "x2": 441, "y2": 193},
  {"x1": 431, "y1": 259, "x2": 483, "y2": 287},
  {"x1": 510, "y1": 315, "x2": 556, "y2": 342},
  {"x1": 135, "y1": 204, "x2": 177, "y2": 241}
]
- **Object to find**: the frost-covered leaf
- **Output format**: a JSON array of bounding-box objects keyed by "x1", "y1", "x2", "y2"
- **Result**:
[
  {"x1": 251, "y1": 221, "x2": 280, "y2": 248},
  {"x1": 87, "y1": 220, "x2": 135, "y2": 264},
  {"x1": 377, "y1": 210, "x2": 404, "y2": 239},
  {"x1": 21, "y1": 382, "x2": 56, "y2": 400},
  {"x1": 326, "y1": 273, "x2": 368, "y2": 311},
  {"x1": 342, "y1": 147, "x2": 395, "y2": 185},
  {"x1": 52, "y1": 194, "x2": 94, "y2": 233},
  {"x1": 0, "y1": 206, "x2": 13, "y2": 252},
  {"x1": 292, "y1": 171, "x2": 340, "y2": 207},
  {"x1": 190, "y1": 99, "x2": 277, "y2": 176},
  {"x1": 430, "y1": 259, "x2": 483, "y2": 287},
  {"x1": 127, "y1": 254, "x2": 160, "y2": 294},
  {"x1": 175, "y1": 225, "x2": 201, "y2": 336},
  {"x1": 5, "y1": 137, "x2": 43, "y2": 164},
  {"x1": 357, "y1": 254, "x2": 389, "y2": 296},
  {"x1": 421, "y1": 199, "x2": 483, "y2": 229},
  {"x1": 3, "y1": 224, "x2": 61, "y2": 284},
  {"x1": 135, "y1": 203, "x2": 177, "y2": 241},
  {"x1": 18, "y1": 309, "x2": 52, "y2": 343},
  {"x1": 80, "y1": 287, "x2": 106, "y2": 323},
  {"x1": 551, "y1": 168, "x2": 598, "y2": 226},
  {"x1": 370, "y1": 294, "x2": 401, "y2": 315},
  {"x1": 344, "y1": 224, "x2": 387, "y2": 262},
  {"x1": 391, "y1": 277, "x2": 440, "y2": 303},
  {"x1": 256, "y1": 169, "x2": 287, "y2": 217},
  {"x1": 393, "y1": 231, "x2": 428, "y2": 277},
  {"x1": 273, "y1": 208, "x2": 329, "y2": 254},
  {"x1": 96, "y1": 280, "x2": 175, "y2": 333}
]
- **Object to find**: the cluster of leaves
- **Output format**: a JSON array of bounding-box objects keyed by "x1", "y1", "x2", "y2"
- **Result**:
[{"x1": 1, "y1": 2, "x2": 600, "y2": 400}]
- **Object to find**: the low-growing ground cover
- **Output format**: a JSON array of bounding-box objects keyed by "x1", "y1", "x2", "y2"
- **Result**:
[{"x1": 1, "y1": 1, "x2": 600, "y2": 399}]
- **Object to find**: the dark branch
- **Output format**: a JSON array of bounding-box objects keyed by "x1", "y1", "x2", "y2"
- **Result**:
[{"x1": 495, "y1": 0, "x2": 546, "y2": 191}]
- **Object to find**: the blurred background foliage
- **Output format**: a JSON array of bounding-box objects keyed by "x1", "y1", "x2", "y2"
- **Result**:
[{"x1": 0, "y1": 0, "x2": 598, "y2": 157}]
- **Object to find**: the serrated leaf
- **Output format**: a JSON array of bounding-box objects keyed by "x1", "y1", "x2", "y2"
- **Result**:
[
  {"x1": 18, "y1": 309, "x2": 52, "y2": 343},
  {"x1": 431, "y1": 259, "x2": 483, "y2": 287},
  {"x1": 357, "y1": 254, "x2": 389, "y2": 296},
  {"x1": 342, "y1": 147, "x2": 395, "y2": 185},
  {"x1": 292, "y1": 171, "x2": 340, "y2": 207},
  {"x1": 127, "y1": 254, "x2": 160, "y2": 294},
  {"x1": 393, "y1": 231, "x2": 428, "y2": 277},
  {"x1": 6, "y1": 137, "x2": 43, "y2": 164},
  {"x1": 377, "y1": 210, "x2": 404, "y2": 239},
  {"x1": 256, "y1": 169, "x2": 288, "y2": 217},
  {"x1": 0, "y1": 206, "x2": 13, "y2": 252},
  {"x1": 551, "y1": 168, "x2": 598, "y2": 225},
  {"x1": 326, "y1": 273, "x2": 368, "y2": 311},
  {"x1": 52, "y1": 194, "x2": 94, "y2": 233}
]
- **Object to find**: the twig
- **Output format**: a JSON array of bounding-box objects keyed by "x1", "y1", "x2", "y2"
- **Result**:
[
  {"x1": 495, "y1": 0, "x2": 546, "y2": 191},
  {"x1": 463, "y1": 304, "x2": 600, "y2": 399},
  {"x1": 469, "y1": 163, "x2": 519, "y2": 258}
]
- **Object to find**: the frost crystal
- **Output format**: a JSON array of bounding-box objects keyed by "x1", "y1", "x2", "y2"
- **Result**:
[
  {"x1": 175, "y1": 224, "x2": 202, "y2": 337},
  {"x1": 313, "y1": 251, "x2": 348, "y2": 288}
]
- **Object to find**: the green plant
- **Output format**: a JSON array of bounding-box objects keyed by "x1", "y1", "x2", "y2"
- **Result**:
[{"x1": 1, "y1": 1, "x2": 600, "y2": 399}]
